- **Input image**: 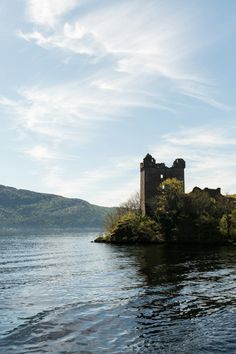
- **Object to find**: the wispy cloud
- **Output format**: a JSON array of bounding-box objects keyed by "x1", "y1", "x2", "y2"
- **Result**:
[
  {"x1": 11, "y1": 83, "x2": 120, "y2": 140},
  {"x1": 8, "y1": 73, "x2": 173, "y2": 143},
  {"x1": 25, "y1": 145, "x2": 79, "y2": 161},
  {"x1": 163, "y1": 128, "x2": 236, "y2": 147},
  {"x1": 178, "y1": 81, "x2": 232, "y2": 110},
  {"x1": 26, "y1": 145, "x2": 55, "y2": 160},
  {"x1": 14, "y1": 0, "x2": 229, "y2": 143},
  {"x1": 19, "y1": 0, "x2": 228, "y2": 111},
  {"x1": 40, "y1": 155, "x2": 139, "y2": 206},
  {"x1": 0, "y1": 97, "x2": 17, "y2": 107},
  {"x1": 25, "y1": 0, "x2": 79, "y2": 27},
  {"x1": 17, "y1": 23, "x2": 106, "y2": 56}
]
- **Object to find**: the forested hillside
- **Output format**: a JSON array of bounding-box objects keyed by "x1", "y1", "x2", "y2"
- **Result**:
[{"x1": 0, "y1": 185, "x2": 112, "y2": 228}]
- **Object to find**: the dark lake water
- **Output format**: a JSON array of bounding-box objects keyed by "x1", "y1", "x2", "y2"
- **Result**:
[{"x1": 1, "y1": 230, "x2": 236, "y2": 353}]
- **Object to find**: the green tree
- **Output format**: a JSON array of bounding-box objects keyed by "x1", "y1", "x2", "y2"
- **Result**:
[
  {"x1": 104, "y1": 192, "x2": 140, "y2": 233},
  {"x1": 220, "y1": 200, "x2": 236, "y2": 239},
  {"x1": 154, "y1": 178, "x2": 185, "y2": 240}
]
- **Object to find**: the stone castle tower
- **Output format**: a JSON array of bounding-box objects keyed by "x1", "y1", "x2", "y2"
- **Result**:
[{"x1": 140, "y1": 154, "x2": 186, "y2": 215}]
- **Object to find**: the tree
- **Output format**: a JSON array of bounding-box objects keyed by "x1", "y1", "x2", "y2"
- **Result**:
[
  {"x1": 220, "y1": 198, "x2": 236, "y2": 239},
  {"x1": 154, "y1": 178, "x2": 230, "y2": 243},
  {"x1": 120, "y1": 192, "x2": 140, "y2": 214},
  {"x1": 154, "y1": 178, "x2": 185, "y2": 240},
  {"x1": 104, "y1": 192, "x2": 140, "y2": 233}
]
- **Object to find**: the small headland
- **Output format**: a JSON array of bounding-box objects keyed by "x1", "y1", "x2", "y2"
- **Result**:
[{"x1": 94, "y1": 179, "x2": 236, "y2": 245}]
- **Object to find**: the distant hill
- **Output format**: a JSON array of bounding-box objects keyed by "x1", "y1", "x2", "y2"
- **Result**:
[{"x1": 0, "y1": 185, "x2": 113, "y2": 228}]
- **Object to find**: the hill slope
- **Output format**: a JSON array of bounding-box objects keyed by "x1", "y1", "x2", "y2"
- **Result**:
[{"x1": 0, "y1": 185, "x2": 113, "y2": 228}]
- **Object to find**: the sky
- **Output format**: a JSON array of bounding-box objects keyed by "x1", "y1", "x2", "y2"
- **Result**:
[{"x1": 0, "y1": 0, "x2": 236, "y2": 206}]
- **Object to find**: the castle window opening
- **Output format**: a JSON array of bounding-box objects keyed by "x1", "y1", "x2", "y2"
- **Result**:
[{"x1": 160, "y1": 174, "x2": 163, "y2": 179}]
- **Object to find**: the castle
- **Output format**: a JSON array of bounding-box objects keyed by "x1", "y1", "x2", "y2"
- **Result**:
[{"x1": 140, "y1": 154, "x2": 186, "y2": 215}]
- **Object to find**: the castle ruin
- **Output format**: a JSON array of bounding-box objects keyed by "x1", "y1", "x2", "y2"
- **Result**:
[{"x1": 140, "y1": 154, "x2": 186, "y2": 215}]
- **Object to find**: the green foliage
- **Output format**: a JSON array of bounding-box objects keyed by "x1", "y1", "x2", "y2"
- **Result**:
[
  {"x1": 220, "y1": 206, "x2": 236, "y2": 239},
  {"x1": 154, "y1": 179, "x2": 185, "y2": 240},
  {"x1": 154, "y1": 179, "x2": 234, "y2": 243},
  {"x1": 104, "y1": 207, "x2": 128, "y2": 233},
  {"x1": 232, "y1": 208, "x2": 236, "y2": 237},
  {"x1": 0, "y1": 185, "x2": 112, "y2": 228},
  {"x1": 104, "y1": 192, "x2": 140, "y2": 233},
  {"x1": 108, "y1": 212, "x2": 163, "y2": 244},
  {"x1": 97, "y1": 193, "x2": 163, "y2": 243}
]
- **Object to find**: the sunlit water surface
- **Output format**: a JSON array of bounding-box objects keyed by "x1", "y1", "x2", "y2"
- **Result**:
[{"x1": 1, "y1": 230, "x2": 236, "y2": 353}]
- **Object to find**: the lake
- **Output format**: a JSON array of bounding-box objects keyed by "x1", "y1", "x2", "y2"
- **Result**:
[{"x1": 1, "y1": 229, "x2": 236, "y2": 353}]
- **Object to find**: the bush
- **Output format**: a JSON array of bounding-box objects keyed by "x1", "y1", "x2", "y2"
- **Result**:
[{"x1": 109, "y1": 212, "x2": 164, "y2": 244}]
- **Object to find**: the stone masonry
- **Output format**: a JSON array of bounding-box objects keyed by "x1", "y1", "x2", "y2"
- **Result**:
[{"x1": 140, "y1": 153, "x2": 185, "y2": 215}]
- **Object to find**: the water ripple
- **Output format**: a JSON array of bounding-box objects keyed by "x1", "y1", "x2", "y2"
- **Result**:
[{"x1": 1, "y1": 232, "x2": 236, "y2": 353}]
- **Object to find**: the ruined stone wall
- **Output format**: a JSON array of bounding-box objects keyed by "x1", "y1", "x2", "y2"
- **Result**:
[{"x1": 140, "y1": 154, "x2": 185, "y2": 215}]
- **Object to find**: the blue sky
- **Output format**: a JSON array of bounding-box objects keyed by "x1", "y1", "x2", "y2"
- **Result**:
[{"x1": 0, "y1": 0, "x2": 236, "y2": 206}]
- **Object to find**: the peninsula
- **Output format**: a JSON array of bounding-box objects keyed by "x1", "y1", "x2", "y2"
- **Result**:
[{"x1": 95, "y1": 154, "x2": 236, "y2": 244}]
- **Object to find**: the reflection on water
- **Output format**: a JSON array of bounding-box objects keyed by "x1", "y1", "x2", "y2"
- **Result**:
[
  {"x1": 125, "y1": 246, "x2": 236, "y2": 353},
  {"x1": 1, "y1": 230, "x2": 236, "y2": 353}
]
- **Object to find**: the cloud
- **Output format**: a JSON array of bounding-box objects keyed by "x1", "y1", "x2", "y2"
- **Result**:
[
  {"x1": 19, "y1": 0, "x2": 228, "y2": 110},
  {"x1": 24, "y1": 145, "x2": 79, "y2": 161},
  {"x1": 26, "y1": 145, "x2": 54, "y2": 160},
  {"x1": 25, "y1": 0, "x2": 79, "y2": 27},
  {"x1": 17, "y1": 24, "x2": 106, "y2": 56},
  {"x1": 8, "y1": 73, "x2": 174, "y2": 142},
  {"x1": 163, "y1": 128, "x2": 236, "y2": 147},
  {"x1": 41, "y1": 156, "x2": 140, "y2": 206},
  {"x1": 12, "y1": 84, "x2": 118, "y2": 140},
  {"x1": 0, "y1": 97, "x2": 17, "y2": 107},
  {"x1": 178, "y1": 81, "x2": 232, "y2": 110},
  {"x1": 16, "y1": 0, "x2": 227, "y2": 142}
]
